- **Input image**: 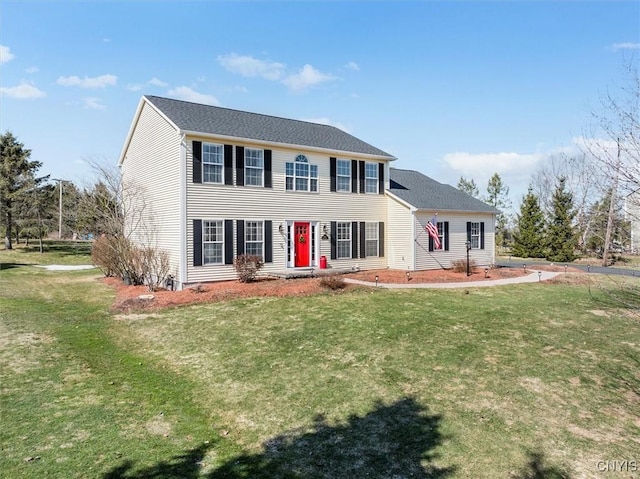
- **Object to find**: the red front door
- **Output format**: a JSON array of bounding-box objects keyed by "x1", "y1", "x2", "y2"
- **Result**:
[{"x1": 294, "y1": 222, "x2": 310, "y2": 267}]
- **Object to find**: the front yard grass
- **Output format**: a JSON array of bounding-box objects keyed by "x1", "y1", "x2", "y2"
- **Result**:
[{"x1": 1, "y1": 243, "x2": 638, "y2": 478}]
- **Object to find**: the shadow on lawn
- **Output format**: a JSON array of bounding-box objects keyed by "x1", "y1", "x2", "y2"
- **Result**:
[
  {"x1": 101, "y1": 397, "x2": 455, "y2": 478},
  {"x1": 510, "y1": 451, "x2": 572, "y2": 479}
]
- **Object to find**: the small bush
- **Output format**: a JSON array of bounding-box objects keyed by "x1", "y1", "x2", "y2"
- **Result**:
[
  {"x1": 233, "y1": 254, "x2": 264, "y2": 283},
  {"x1": 319, "y1": 274, "x2": 346, "y2": 290},
  {"x1": 451, "y1": 258, "x2": 477, "y2": 274}
]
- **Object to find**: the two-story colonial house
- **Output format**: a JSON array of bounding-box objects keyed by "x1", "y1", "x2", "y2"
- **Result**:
[{"x1": 119, "y1": 96, "x2": 497, "y2": 288}]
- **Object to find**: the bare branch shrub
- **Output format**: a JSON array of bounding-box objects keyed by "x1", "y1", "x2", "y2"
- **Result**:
[
  {"x1": 451, "y1": 259, "x2": 477, "y2": 274},
  {"x1": 233, "y1": 254, "x2": 264, "y2": 283},
  {"x1": 319, "y1": 274, "x2": 346, "y2": 290}
]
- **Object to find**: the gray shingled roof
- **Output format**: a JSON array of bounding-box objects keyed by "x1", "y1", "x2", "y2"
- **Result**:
[
  {"x1": 389, "y1": 168, "x2": 499, "y2": 213},
  {"x1": 145, "y1": 95, "x2": 394, "y2": 158}
]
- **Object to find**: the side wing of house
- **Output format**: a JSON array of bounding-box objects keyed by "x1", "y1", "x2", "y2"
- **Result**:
[
  {"x1": 119, "y1": 100, "x2": 183, "y2": 280},
  {"x1": 414, "y1": 211, "x2": 495, "y2": 270},
  {"x1": 185, "y1": 137, "x2": 390, "y2": 284},
  {"x1": 625, "y1": 190, "x2": 640, "y2": 253},
  {"x1": 386, "y1": 195, "x2": 415, "y2": 271}
]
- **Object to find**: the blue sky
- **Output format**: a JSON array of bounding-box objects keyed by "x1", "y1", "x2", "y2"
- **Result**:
[{"x1": 1, "y1": 1, "x2": 638, "y2": 210}]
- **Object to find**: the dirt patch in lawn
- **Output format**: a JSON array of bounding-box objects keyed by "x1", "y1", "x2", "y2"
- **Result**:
[{"x1": 107, "y1": 267, "x2": 531, "y2": 313}]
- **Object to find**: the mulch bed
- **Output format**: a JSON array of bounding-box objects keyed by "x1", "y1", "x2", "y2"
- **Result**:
[{"x1": 107, "y1": 266, "x2": 568, "y2": 313}]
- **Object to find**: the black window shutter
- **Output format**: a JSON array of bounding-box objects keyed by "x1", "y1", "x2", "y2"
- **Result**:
[
  {"x1": 466, "y1": 222, "x2": 472, "y2": 243},
  {"x1": 330, "y1": 221, "x2": 337, "y2": 259},
  {"x1": 351, "y1": 160, "x2": 358, "y2": 193},
  {"x1": 224, "y1": 145, "x2": 233, "y2": 185},
  {"x1": 358, "y1": 161, "x2": 365, "y2": 194},
  {"x1": 378, "y1": 163, "x2": 385, "y2": 194},
  {"x1": 224, "y1": 220, "x2": 234, "y2": 264},
  {"x1": 193, "y1": 141, "x2": 202, "y2": 184},
  {"x1": 378, "y1": 222, "x2": 384, "y2": 257},
  {"x1": 429, "y1": 234, "x2": 434, "y2": 252},
  {"x1": 480, "y1": 222, "x2": 485, "y2": 249},
  {"x1": 193, "y1": 219, "x2": 202, "y2": 266},
  {"x1": 264, "y1": 150, "x2": 272, "y2": 188},
  {"x1": 236, "y1": 146, "x2": 245, "y2": 186},
  {"x1": 444, "y1": 222, "x2": 450, "y2": 251},
  {"x1": 351, "y1": 222, "x2": 358, "y2": 259},
  {"x1": 237, "y1": 220, "x2": 245, "y2": 255},
  {"x1": 359, "y1": 221, "x2": 366, "y2": 258},
  {"x1": 264, "y1": 220, "x2": 273, "y2": 263},
  {"x1": 330, "y1": 157, "x2": 337, "y2": 192}
]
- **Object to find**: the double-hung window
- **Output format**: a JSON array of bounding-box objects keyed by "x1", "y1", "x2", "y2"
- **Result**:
[
  {"x1": 245, "y1": 148, "x2": 264, "y2": 186},
  {"x1": 203, "y1": 220, "x2": 224, "y2": 264},
  {"x1": 437, "y1": 222, "x2": 445, "y2": 250},
  {"x1": 336, "y1": 159, "x2": 351, "y2": 192},
  {"x1": 202, "y1": 143, "x2": 224, "y2": 184},
  {"x1": 336, "y1": 222, "x2": 351, "y2": 258},
  {"x1": 365, "y1": 163, "x2": 378, "y2": 193},
  {"x1": 470, "y1": 222, "x2": 481, "y2": 249},
  {"x1": 245, "y1": 221, "x2": 264, "y2": 257},
  {"x1": 286, "y1": 154, "x2": 318, "y2": 192},
  {"x1": 365, "y1": 222, "x2": 379, "y2": 257}
]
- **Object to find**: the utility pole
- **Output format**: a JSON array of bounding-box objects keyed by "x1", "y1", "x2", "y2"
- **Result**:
[
  {"x1": 602, "y1": 139, "x2": 620, "y2": 267},
  {"x1": 52, "y1": 178, "x2": 64, "y2": 240}
]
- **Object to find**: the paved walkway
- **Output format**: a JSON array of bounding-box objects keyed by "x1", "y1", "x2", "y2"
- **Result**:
[{"x1": 344, "y1": 269, "x2": 561, "y2": 289}]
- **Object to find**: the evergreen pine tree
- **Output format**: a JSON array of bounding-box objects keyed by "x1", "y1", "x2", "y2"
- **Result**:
[
  {"x1": 457, "y1": 176, "x2": 480, "y2": 199},
  {"x1": 512, "y1": 187, "x2": 546, "y2": 258},
  {"x1": 546, "y1": 177, "x2": 577, "y2": 262}
]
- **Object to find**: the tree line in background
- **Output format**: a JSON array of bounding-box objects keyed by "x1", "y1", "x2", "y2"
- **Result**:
[{"x1": 457, "y1": 63, "x2": 638, "y2": 265}]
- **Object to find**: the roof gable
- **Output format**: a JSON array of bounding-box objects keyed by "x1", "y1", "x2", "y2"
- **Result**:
[
  {"x1": 388, "y1": 168, "x2": 499, "y2": 213},
  {"x1": 143, "y1": 95, "x2": 394, "y2": 158}
]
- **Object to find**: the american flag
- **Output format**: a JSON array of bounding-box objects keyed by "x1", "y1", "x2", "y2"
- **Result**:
[{"x1": 426, "y1": 216, "x2": 441, "y2": 249}]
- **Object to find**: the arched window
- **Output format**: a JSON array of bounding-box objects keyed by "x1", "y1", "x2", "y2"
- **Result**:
[{"x1": 286, "y1": 154, "x2": 318, "y2": 192}]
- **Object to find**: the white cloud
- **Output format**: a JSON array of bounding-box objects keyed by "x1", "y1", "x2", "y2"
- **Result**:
[
  {"x1": 218, "y1": 53, "x2": 284, "y2": 81},
  {"x1": 148, "y1": 77, "x2": 168, "y2": 87},
  {"x1": 345, "y1": 61, "x2": 360, "y2": 72},
  {"x1": 0, "y1": 82, "x2": 46, "y2": 99},
  {"x1": 57, "y1": 74, "x2": 117, "y2": 88},
  {"x1": 83, "y1": 97, "x2": 106, "y2": 110},
  {"x1": 282, "y1": 64, "x2": 337, "y2": 92},
  {"x1": 26, "y1": 66, "x2": 39, "y2": 74},
  {"x1": 0, "y1": 45, "x2": 15, "y2": 64},
  {"x1": 442, "y1": 151, "x2": 543, "y2": 178},
  {"x1": 127, "y1": 83, "x2": 144, "y2": 92},
  {"x1": 300, "y1": 117, "x2": 351, "y2": 134},
  {"x1": 167, "y1": 86, "x2": 219, "y2": 105},
  {"x1": 612, "y1": 42, "x2": 640, "y2": 51}
]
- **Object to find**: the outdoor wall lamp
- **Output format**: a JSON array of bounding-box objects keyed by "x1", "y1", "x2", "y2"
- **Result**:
[
  {"x1": 278, "y1": 223, "x2": 284, "y2": 234},
  {"x1": 321, "y1": 224, "x2": 329, "y2": 240}
]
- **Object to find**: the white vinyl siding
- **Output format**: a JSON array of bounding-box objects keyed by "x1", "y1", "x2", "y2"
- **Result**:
[
  {"x1": 245, "y1": 148, "x2": 264, "y2": 186},
  {"x1": 120, "y1": 102, "x2": 182, "y2": 279},
  {"x1": 186, "y1": 143, "x2": 388, "y2": 283},
  {"x1": 202, "y1": 143, "x2": 224, "y2": 184},
  {"x1": 336, "y1": 159, "x2": 351, "y2": 192}
]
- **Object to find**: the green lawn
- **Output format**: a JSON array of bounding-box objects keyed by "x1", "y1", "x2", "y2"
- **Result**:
[{"x1": 1, "y1": 243, "x2": 639, "y2": 478}]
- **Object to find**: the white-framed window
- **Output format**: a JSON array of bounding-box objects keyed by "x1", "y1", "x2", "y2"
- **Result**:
[
  {"x1": 365, "y1": 222, "x2": 379, "y2": 257},
  {"x1": 437, "y1": 222, "x2": 445, "y2": 250},
  {"x1": 470, "y1": 222, "x2": 480, "y2": 249},
  {"x1": 286, "y1": 154, "x2": 318, "y2": 192},
  {"x1": 245, "y1": 148, "x2": 264, "y2": 186},
  {"x1": 365, "y1": 162, "x2": 378, "y2": 194},
  {"x1": 203, "y1": 143, "x2": 224, "y2": 184},
  {"x1": 203, "y1": 220, "x2": 224, "y2": 265},
  {"x1": 245, "y1": 220, "x2": 264, "y2": 257},
  {"x1": 337, "y1": 221, "x2": 351, "y2": 258},
  {"x1": 337, "y1": 159, "x2": 351, "y2": 192}
]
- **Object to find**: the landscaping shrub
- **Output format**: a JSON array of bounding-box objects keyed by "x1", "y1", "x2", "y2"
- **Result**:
[
  {"x1": 233, "y1": 254, "x2": 264, "y2": 283},
  {"x1": 319, "y1": 274, "x2": 346, "y2": 290},
  {"x1": 451, "y1": 258, "x2": 477, "y2": 274}
]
